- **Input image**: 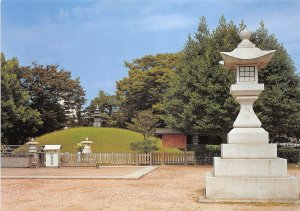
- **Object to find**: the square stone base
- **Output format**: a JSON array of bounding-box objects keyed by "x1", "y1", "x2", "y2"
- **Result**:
[
  {"x1": 206, "y1": 172, "x2": 299, "y2": 200},
  {"x1": 221, "y1": 144, "x2": 277, "y2": 159},
  {"x1": 214, "y1": 157, "x2": 287, "y2": 177}
]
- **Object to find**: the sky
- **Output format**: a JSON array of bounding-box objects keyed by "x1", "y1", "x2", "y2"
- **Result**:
[{"x1": 2, "y1": 0, "x2": 300, "y2": 105}]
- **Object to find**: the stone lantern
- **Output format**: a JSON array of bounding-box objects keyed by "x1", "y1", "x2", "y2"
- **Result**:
[
  {"x1": 93, "y1": 105, "x2": 102, "y2": 127},
  {"x1": 204, "y1": 29, "x2": 299, "y2": 201},
  {"x1": 26, "y1": 138, "x2": 39, "y2": 153},
  {"x1": 80, "y1": 137, "x2": 94, "y2": 154}
]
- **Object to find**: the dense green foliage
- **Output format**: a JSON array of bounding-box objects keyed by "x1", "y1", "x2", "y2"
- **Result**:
[
  {"x1": 116, "y1": 53, "x2": 179, "y2": 126},
  {"x1": 252, "y1": 22, "x2": 300, "y2": 141},
  {"x1": 1, "y1": 53, "x2": 86, "y2": 144},
  {"x1": 163, "y1": 17, "x2": 300, "y2": 142},
  {"x1": 126, "y1": 110, "x2": 160, "y2": 152},
  {"x1": 1, "y1": 53, "x2": 42, "y2": 144},
  {"x1": 164, "y1": 17, "x2": 240, "y2": 142},
  {"x1": 21, "y1": 64, "x2": 86, "y2": 135},
  {"x1": 126, "y1": 109, "x2": 159, "y2": 140},
  {"x1": 190, "y1": 145, "x2": 299, "y2": 164},
  {"x1": 130, "y1": 139, "x2": 159, "y2": 153},
  {"x1": 277, "y1": 147, "x2": 299, "y2": 163},
  {"x1": 188, "y1": 144, "x2": 221, "y2": 164}
]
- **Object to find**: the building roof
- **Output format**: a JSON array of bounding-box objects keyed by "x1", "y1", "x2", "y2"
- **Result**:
[
  {"x1": 155, "y1": 128, "x2": 184, "y2": 135},
  {"x1": 43, "y1": 145, "x2": 61, "y2": 150}
]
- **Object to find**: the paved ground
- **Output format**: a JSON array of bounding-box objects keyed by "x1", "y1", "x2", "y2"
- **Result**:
[
  {"x1": 1, "y1": 165, "x2": 300, "y2": 211},
  {"x1": 1, "y1": 166, "x2": 158, "y2": 179}
]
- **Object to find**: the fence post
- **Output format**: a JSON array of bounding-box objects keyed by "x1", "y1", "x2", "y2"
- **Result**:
[
  {"x1": 298, "y1": 148, "x2": 300, "y2": 165},
  {"x1": 150, "y1": 152, "x2": 152, "y2": 166},
  {"x1": 184, "y1": 146, "x2": 187, "y2": 165},
  {"x1": 136, "y1": 153, "x2": 139, "y2": 166}
]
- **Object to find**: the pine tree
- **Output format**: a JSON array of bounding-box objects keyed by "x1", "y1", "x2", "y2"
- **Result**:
[{"x1": 253, "y1": 22, "x2": 300, "y2": 141}]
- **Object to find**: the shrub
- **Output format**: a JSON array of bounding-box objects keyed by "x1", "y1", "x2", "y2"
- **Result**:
[
  {"x1": 189, "y1": 145, "x2": 300, "y2": 164},
  {"x1": 188, "y1": 144, "x2": 221, "y2": 165},
  {"x1": 130, "y1": 139, "x2": 159, "y2": 153},
  {"x1": 74, "y1": 143, "x2": 85, "y2": 153},
  {"x1": 278, "y1": 147, "x2": 299, "y2": 163}
]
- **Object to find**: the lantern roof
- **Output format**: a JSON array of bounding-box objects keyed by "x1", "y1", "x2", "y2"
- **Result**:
[
  {"x1": 80, "y1": 137, "x2": 94, "y2": 144},
  {"x1": 26, "y1": 138, "x2": 39, "y2": 145},
  {"x1": 220, "y1": 28, "x2": 276, "y2": 69}
]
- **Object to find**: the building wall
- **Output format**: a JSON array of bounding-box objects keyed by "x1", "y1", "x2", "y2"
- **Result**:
[{"x1": 162, "y1": 135, "x2": 187, "y2": 149}]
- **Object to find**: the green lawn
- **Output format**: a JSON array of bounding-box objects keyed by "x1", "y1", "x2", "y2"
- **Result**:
[{"x1": 18, "y1": 127, "x2": 178, "y2": 153}]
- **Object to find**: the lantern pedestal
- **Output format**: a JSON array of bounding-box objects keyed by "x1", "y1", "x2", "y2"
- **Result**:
[{"x1": 205, "y1": 172, "x2": 299, "y2": 200}]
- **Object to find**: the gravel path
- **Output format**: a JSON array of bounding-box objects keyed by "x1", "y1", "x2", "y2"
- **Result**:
[{"x1": 2, "y1": 165, "x2": 300, "y2": 211}]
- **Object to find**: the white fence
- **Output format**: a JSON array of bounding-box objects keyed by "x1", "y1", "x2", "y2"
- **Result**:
[{"x1": 60, "y1": 152, "x2": 195, "y2": 166}]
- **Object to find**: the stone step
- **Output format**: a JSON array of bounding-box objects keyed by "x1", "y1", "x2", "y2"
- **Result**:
[
  {"x1": 227, "y1": 128, "x2": 269, "y2": 144},
  {"x1": 221, "y1": 144, "x2": 277, "y2": 158},
  {"x1": 214, "y1": 157, "x2": 287, "y2": 177},
  {"x1": 205, "y1": 172, "x2": 299, "y2": 200}
]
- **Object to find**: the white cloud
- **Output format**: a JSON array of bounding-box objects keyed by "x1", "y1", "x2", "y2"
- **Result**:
[
  {"x1": 71, "y1": 0, "x2": 134, "y2": 18},
  {"x1": 138, "y1": 14, "x2": 195, "y2": 31}
]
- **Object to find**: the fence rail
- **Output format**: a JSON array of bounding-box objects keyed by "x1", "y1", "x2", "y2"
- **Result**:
[
  {"x1": 1, "y1": 145, "x2": 22, "y2": 153},
  {"x1": 60, "y1": 151, "x2": 195, "y2": 166}
]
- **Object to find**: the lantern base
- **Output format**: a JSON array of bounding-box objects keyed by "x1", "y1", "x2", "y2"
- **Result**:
[{"x1": 205, "y1": 172, "x2": 299, "y2": 200}]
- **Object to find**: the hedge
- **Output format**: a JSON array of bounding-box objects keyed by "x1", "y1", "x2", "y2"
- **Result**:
[
  {"x1": 277, "y1": 148, "x2": 299, "y2": 163},
  {"x1": 189, "y1": 145, "x2": 299, "y2": 164},
  {"x1": 188, "y1": 145, "x2": 221, "y2": 165}
]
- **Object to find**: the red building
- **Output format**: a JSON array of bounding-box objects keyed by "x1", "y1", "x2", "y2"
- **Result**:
[{"x1": 155, "y1": 128, "x2": 187, "y2": 149}]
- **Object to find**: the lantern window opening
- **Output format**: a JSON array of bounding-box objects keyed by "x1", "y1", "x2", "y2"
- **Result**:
[{"x1": 238, "y1": 66, "x2": 255, "y2": 82}]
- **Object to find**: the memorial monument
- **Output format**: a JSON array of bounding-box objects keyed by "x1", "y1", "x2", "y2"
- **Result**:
[{"x1": 204, "y1": 28, "x2": 299, "y2": 201}]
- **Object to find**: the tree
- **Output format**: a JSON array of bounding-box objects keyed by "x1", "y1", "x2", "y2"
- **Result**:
[
  {"x1": 116, "y1": 53, "x2": 179, "y2": 126},
  {"x1": 1, "y1": 53, "x2": 42, "y2": 144},
  {"x1": 163, "y1": 16, "x2": 300, "y2": 142},
  {"x1": 163, "y1": 16, "x2": 240, "y2": 142},
  {"x1": 21, "y1": 63, "x2": 86, "y2": 135},
  {"x1": 252, "y1": 22, "x2": 300, "y2": 141},
  {"x1": 127, "y1": 109, "x2": 159, "y2": 153},
  {"x1": 126, "y1": 109, "x2": 159, "y2": 140}
]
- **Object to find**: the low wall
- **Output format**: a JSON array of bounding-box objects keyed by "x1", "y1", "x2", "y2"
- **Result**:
[{"x1": 1, "y1": 156, "x2": 32, "y2": 168}]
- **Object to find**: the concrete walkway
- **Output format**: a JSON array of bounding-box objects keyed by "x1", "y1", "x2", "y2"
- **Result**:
[{"x1": 1, "y1": 166, "x2": 159, "y2": 180}]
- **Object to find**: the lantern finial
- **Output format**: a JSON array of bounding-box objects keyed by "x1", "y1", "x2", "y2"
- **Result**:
[{"x1": 239, "y1": 28, "x2": 251, "y2": 40}]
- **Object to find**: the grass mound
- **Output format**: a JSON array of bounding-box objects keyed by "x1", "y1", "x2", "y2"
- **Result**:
[{"x1": 21, "y1": 127, "x2": 175, "y2": 153}]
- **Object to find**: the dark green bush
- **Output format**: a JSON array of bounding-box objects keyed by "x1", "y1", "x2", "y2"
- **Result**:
[
  {"x1": 130, "y1": 139, "x2": 159, "y2": 153},
  {"x1": 189, "y1": 145, "x2": 299, "y2": 164},
  {"x1": 188, "y1": 144, "x2": 221, "y2": 164},
  {"x1": 278, "y1": 147, "x2": 299, "y2": 163}
]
